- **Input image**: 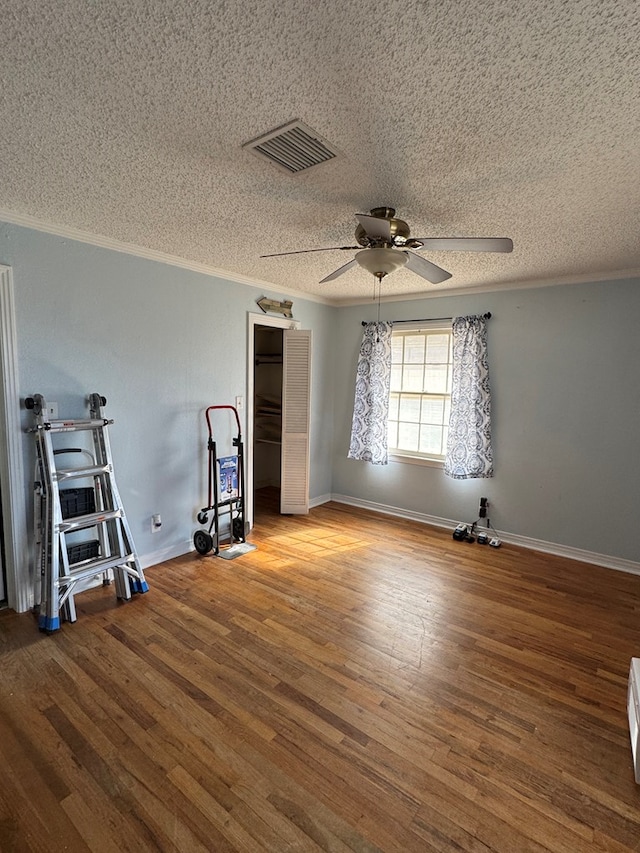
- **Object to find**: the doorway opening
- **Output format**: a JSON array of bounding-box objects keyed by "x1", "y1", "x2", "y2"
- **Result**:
[
  {"x1": 246, "y1": 312, "x2": 300, "y2": 528},
  {"x1": 246, "y1": 312, "x2": 313, "y2": 527},
  {"x1": 253, "y1": 325, "x2": 283, "y2": 515}
]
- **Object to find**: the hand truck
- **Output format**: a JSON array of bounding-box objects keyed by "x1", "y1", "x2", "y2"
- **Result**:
[{"x1": 193, "y1": 405, "x2": 253, "y2": 558}]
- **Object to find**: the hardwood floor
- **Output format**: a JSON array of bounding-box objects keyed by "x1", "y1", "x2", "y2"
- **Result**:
[{"x1": 1, "y1": 495, "x2": 640, "y2": 852}]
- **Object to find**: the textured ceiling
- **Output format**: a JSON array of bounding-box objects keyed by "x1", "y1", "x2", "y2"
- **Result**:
[{"x1": 1, "y1": 0, "x2": 639, "y2": 303}]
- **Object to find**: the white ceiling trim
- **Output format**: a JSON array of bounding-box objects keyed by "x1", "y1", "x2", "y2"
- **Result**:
[
  {"x1": 0, "y1": 208, "x2": 332, "y2": 306},
  {"x1": 334, "y1": 267, "x2": 640, "y2": 307},
  {"x1": 1, "y1": 207, "x2": 638, "y2": 309}
]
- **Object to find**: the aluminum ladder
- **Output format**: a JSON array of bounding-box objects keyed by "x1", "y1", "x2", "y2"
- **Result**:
[{"x1": 26, "y1": 392, "x2": 149, "y2": 632}]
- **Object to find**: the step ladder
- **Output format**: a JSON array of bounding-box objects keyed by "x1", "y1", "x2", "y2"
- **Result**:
[{"x1": 26, "y1": 393, "x2": 149, "y2": 632}]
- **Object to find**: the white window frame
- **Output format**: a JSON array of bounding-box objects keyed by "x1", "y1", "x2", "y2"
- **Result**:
[{"x1": 388, "y1": 320, "x2": 452, "y2": 468}]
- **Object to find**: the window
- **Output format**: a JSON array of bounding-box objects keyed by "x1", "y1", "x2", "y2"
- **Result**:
[{"x1": 387, "y1": 324, "x2": 453, "y2": 463}]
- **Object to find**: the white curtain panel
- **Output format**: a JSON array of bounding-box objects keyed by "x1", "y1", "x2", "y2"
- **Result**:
[
  {"x1": 348, "y1": 321, "x2": 393, "y2": 465},
  {"x1": 444, "y1": 315, "x2": 494, "y2": 479}
]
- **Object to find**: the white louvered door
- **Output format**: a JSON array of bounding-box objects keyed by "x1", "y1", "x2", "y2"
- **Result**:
[{"x1": 280, "y1": 329, "x2": 312, "y2": 514}]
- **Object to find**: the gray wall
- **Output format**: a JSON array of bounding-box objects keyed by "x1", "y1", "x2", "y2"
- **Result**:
[
  {"x1": 332, "y1": 279, "x2": 640, "y2": 563},
  {"x1": 0, "y1": 221, "x2": 336, "y2": 585}
]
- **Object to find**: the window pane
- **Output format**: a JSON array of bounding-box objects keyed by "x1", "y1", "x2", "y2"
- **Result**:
[
  {"x1": 421, "y1": 397, "x2": 445, "y2": 425},
  {"x1": 388, "y1": 393, "x2": 399, "y2": 420},
  {"x1": 398, "y1": 422, "x2": 419, "y2": 451},
  {"x1": 426, "y1": 335, "x2": 449, "y2": 363},
  {"x1": 402, "y1": 364, "x2": 424, "y2": 391},
  {"x1": 424, "y1": 364, "x2": 448, "y2": 393},
  {"x1": 419, "y1": 425, "x2": 443, "y2": 455},
  {"x1": 399, "y1": 395, "x2": 421, "y2": 423},
  {"x1": 404, "y1": 335, "x2": 425, "y2": 364},
  {"x1": 390, "y1": 364, "x2": 403, "y2": 392},
  {"x1": 391, "y1": 336, "x2": 404, "y2": 364},
  {"x1": 388, "y1": 420, "x2": 398, "y2": 449}
]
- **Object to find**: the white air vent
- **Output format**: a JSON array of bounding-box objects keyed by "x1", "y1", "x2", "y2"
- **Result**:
[{"x1": 243, "y1": 120, "x2": 339, "y2": 174}]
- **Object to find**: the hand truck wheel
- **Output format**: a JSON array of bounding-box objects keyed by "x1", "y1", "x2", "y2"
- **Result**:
[
  {"x1": 232, "y1": 516, "x2": 245, "y2": 542},
  {"x1": 197, "y1": 510, "x2": 209, "y2": 525},
  {"x1": 194, "y1": 529, "x2": 214, "y2": 555}
]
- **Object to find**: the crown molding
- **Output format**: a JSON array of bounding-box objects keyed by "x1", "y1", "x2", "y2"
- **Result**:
[
  {"x1": 332, "y1": 267, "x2": 640, "y2": 306},
  {"x1": 0, "y1": 208, "x2": 333, "y2": 306},
  {"x1": 3, "y1": 208, "x2": 638, "y2": 309}
]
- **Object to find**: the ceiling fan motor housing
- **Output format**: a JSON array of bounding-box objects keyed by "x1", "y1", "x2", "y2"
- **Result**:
[{"x1": 355, "y1": 207, "x2": 412, "y2": 247}]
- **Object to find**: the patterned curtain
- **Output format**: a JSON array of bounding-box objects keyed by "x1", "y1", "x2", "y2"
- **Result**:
[
  {"x1": 444, "y1": 315, "x2": 494, "y2": 479},
  {"x1": 347, "y1": 321, "x2": 394, "y2": 465}
]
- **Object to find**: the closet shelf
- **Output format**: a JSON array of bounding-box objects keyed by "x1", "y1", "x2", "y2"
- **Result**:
[{"x1": 256, "y1": 438, "x2": 282, "y2": 446}]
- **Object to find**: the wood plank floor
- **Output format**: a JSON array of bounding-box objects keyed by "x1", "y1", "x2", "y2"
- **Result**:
[{"x1": 1, "y1": 494, "x2": 640, "y2": 852}]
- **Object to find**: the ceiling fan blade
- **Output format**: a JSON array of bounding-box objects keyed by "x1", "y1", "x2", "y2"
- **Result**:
[
  {"x1": 412, "y1": 237, "x2": 513, "y2": 253},
  {"x1": 319, "y1": 259, "x2": 359, "y2": 283},
  {"x1": 355, "y1": 214, "x2": 392, "y2": 241},
  {"x1": 404, "y1": 251, "x2": 452, "y2": 284},
  {"x1": 260, "y1": 245, "x2": 360, "y2": 258}
]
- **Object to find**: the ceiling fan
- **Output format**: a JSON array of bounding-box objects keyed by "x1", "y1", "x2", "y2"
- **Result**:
[{"x1": 261, "y1": 206, "x2": 513, "y2": 284}]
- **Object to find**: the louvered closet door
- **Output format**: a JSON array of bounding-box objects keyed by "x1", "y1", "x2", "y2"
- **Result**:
[{"x1": 281, "y1": 329, "x2": 312, "y2": 514}]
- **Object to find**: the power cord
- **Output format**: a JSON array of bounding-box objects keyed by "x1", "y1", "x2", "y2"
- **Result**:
[{"x1": 456, "y1": 517, "x2": 502, "y2": 547}]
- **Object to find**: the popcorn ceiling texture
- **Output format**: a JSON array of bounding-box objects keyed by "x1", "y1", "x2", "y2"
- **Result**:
[{"x1": 1, "y1": 0, "x2": 639, "y2": 302}]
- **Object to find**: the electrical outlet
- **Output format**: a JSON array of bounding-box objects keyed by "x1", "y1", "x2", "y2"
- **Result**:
[
  {"x1": 47, "y1": 402, "x2": 58, "y2": 419},
  {"x1": 479, "y1": 496, "x2": 488, "y2": 518},
  {"x1": 235, "y1": 395, "x2": 243, "y2": 410},
  {"x1": 151, "y1": 513, "x2": 161, "y2": 533}
]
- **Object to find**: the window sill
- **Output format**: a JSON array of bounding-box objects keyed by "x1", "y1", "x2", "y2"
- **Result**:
[{"x1": 389, "y1": 453, "x2": 444, "y2": 469}]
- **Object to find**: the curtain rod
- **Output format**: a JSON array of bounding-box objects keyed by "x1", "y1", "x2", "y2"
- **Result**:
[{"x1": 361, "y1": 311, "x2": 491, "y2": 327}]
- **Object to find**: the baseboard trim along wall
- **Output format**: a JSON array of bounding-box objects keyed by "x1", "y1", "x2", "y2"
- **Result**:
[
  {"x1": 327, "y1": 494, "x2": 640, "y2": 577},
  {"x1": 142, "y1": 540, "x2": 195, "y2": 570},
  {"x1": 65, "y1": 537, "x2": 193, "y2": 596},
  {"x1": 310, "y1": 493, "x2": 333, "y2": 509}
]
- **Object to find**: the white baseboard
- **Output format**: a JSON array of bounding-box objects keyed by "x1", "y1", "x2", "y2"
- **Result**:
[
  {"x1": 141, "y1": 539, "x2": 194, "y2": 569},
  {"x1": 310, "y1": 493, "x2": 332, "y2": 509},
  {"x1": 328, "y1": 494, "x2": 640, "y2": 577}
]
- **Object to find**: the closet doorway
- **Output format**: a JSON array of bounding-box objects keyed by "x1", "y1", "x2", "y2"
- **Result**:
[
  {"x1": 246, "y1": 313, "x2": 311, "y2": 527},
  {"x1": 253, "y1": 324, "x2": 283, "y2": 510}
]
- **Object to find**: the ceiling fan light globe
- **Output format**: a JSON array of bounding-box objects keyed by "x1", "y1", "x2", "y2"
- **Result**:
[{"x1": 355, "y1": 248, "x2": 407, "y2": 278}]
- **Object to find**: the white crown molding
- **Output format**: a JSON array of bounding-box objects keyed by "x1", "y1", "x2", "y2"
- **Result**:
[
  {"x1": 327, "y1": 494, "x2": 640, "y2": 577},
  {"x1": 333, "y1": 267, "x2": 640, "y2": 307},
  {"x1": 3, "y1": 208, "x2": 638, "y2": 310},
  {"x1": 0, "y1": 208, "x2": 333, "y2": 306}
]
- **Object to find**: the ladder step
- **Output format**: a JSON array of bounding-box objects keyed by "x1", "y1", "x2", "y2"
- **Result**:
[
  {"x1": 56, "y1": 464, "x2": 111, "y2": 481},
  {"x1": 59, "y1": 508, "x2": 122, "y2": 532},
  {"x1": 45, "y1": 418, "x2": 113, "y2": 433},
  {"x1": 57, "y1": 553, "x2": 138, "y2": 585}
]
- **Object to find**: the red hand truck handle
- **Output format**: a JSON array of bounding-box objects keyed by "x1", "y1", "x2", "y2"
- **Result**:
[{"x1": 205, "y1": 405, "x2": 242, "y2": 440}]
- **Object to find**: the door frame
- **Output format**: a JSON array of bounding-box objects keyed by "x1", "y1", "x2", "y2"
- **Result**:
[
  {"x1": 246, "y1": 312, "x2": 300, "y2": 528},
  {"x1": 0, "y1": 265, "x2": 29, "y2": 611}
]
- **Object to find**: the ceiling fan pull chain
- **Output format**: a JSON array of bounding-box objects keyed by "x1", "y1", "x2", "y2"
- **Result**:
[{"x1": 375, "y1": 276, "x2": 383, "y2": 341}]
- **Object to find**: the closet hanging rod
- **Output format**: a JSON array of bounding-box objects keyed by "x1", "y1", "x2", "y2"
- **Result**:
[{"x1": 360, "y1": 312, "x2": 491, "y2": 327}]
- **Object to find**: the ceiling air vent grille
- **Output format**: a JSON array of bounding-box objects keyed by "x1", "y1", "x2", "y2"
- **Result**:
[{"x1": 243, "y1": 120, "x2": 339, "y2": 174}]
